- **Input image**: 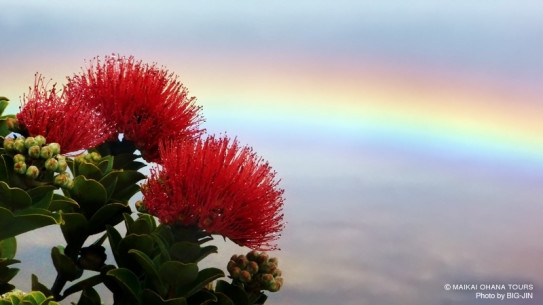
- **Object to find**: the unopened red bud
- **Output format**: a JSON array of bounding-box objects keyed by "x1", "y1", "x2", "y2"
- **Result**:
[
  {"x1": 227, "y1": 260, "x2": 237, "y2": 273},
  {"x1": 256, "y1": 252, "x2": 269, "y2": 265},
  {"x1": 268, "y1": 277, "x2": 282, "y2": 292},
  {"x1": 230, "y1": 254, "x2": 239, "y2": 261},
  {"x1": 28, "y1": 145, "x2": 41, "y2": 159},
  {"x1": 40, "y1": 146, "x2": 53, "y2": 159},
  {"x1": 13, "y1": 154, "x2": 25, "y2": 163},
  {"x1": 273, "y1": 268, "x2": 282, "y2": 277},
  {"x1": 261, "y1": 262, "x2": 277, "y2": 273},
  {"x1": 239, "y1": 270, "x2": 251, "y2": 283},
  {"x1": 269, "y1": 257, "x2": 278, "y2": 265},
  {"x1": 34, "y1": 135, "x2": 46, "y2": 146},
  {"x1": 3, "y1": 138, "x2": 14, "y2": 151},
  {"x1": 236, "y1": 255, "x2": 249, "y2": 269},
  {"x1": 26, "y1": 165, "x2": 39, "y2": 179},
  {"x1": 6, "y1": 118, "x2": 20, "y2": 131},
  {"x1": 261, "y1": 273, "x2": 274, "y2": 287},
  {"x1": 246, "y1": 261, "x2": 259, "y2": 275},
  {"x1": 230, "y1": 266, "x2": 241, "y2": 279},
  {"x1": 14, "y1": 161, "x2": 27, "y2": 174},
  {"x1": 45, "y1": 158, "x2": 58, "y2": 171},
  {"x1": 48, "y1": 143, "x2": 61, "y2": 155},
  {"x1": 246, "y1": 250, "x2": 259, "y2": 261},
  {"x1": 56, "y1": 159, "x2": 68, "y2": 173}
]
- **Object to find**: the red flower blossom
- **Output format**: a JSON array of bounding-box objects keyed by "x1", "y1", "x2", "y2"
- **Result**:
[
  {"x1": 66, "y1": 55, "x2": 204, "y2": 162},
  {"x1": 142, "y1": 136, "x2": 285, "y2": 250},
  {"x1": 17, "y1": 75, "x2": 114, "y2": 154}
]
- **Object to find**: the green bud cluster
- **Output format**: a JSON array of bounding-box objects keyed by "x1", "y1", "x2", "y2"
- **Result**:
[
  {"x1": 3, "y1": 135, "x2": 73, "y2": 188},
  {"x1": 74, "y1": 151, "x2": 102, "y2": 164},
  {"x1": 227, "y1": 250, "x2": 283, "y2": 293}
]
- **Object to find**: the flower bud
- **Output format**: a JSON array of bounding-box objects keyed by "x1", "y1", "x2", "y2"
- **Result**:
[
  {"x1": 34, "y1": 135, "x2": 46, "y2": 146},
  {"x1": 13, "y1": 154, "x2": 25, "y2": 163},
  {"x1": 56, "y1": 158, "x2": 68, "y2": 173},
  {"x1": 24, "y1": 137, "x2": 37, "y2": 148},
  {"x1": 247, "y1": 250, "x2": 260, "y2": 261},
  {"x1": 45, "y1": 158, "x2": 59, "y2": 171},
  {"x1": 3, "y1": 137, "x2": 14, "y2": 151},
  {"x1": 246, "y1": 261, "x2": 259, "y2": 275},
  {"x1": 14, "y1": 138, "x2": 26, "y2": 153},
  {"x1": 65, "y1": 179, "x2": 74, "y2": 189},
  {"x1": 230, "y1": 254, "x2": 239, "y2": 261},
  {"x1": 256, "y1": 252, "x2": 269, "y2": 265},
  {"x1": 236, "y1": 255, "x2": 249, "y2": 269},
  {"x1": 135, "y1": 200, "x2": 147, "y2": 213},
  {"x1": 48, "y1": 142, "x2": 61, "y2": 155},
  {"x1": 227, "y1": 260, "x2": 237, "y2": 273},
  {"x1": 90, "y1": 152, "x2": 101, "y2": 161},
  {"x1": 239, "y1": 270, "x2": 252, "y2": 283},
  {"x1": 54, "y1": 173, "x2": 70, "y2": 187},
  {"x1": 26, "y1": 165, "x2": 39, "y2": 179},
  {"x1": 6, "y1": 118, "x2": 20, "y2": 132},
  {"x1": 260, "y1": 262, "x2": 277, "y2": 274},
  {"x1": 13, "y1": 161, "x2": 27, "y2": 174},
  {"x1": 230, "y1": 266, "x2": 241, "y2": 279},
  {"x1": 28, "y1": 145, "x2": 41, "y2": 159},
  {"x1": 273, "y1": 268, "x2": 282, "y2": 277},
  {"x1": 268, "y1": 277, "x2": 282, "y2": 292},
  {"x1": 261, "y1": 273, "x2": 275, "y2": 289},
  {"x1": 40, "y1": 146, "x2": 53, "y2": 159}
]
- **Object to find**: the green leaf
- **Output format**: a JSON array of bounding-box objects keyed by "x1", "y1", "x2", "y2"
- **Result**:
[
  {"x1": 88, "y1": 203, "x2": 130, "y2": 235},
  {"x1": 27, "y1": 186, "x2": 55, "y2": 210},
  {"x1": 215, "y1": 280, "x2": 249, "y2": 305},
  {"x1": 158, "y1": 261, "x2": 198, "y2": 294},
  {"x1": 97, "y1": 156, "x2": 114, "y2": 175},
  {"x1": 49, "y1": 194, "x2": 79, "y2": 212},
  {"x1": 0, "y1": 237, "x2": 16, "y2": 259},
  {"x1": 0, "y1": 181, "x2": 32, "y2": 211},
  {"x1": 119, "y1": 234, "x2": 155, "y2": 257},
  {"x1": 214, "y1": 292, "x2": 235, "y2": 305},
  {"x1": 27, "y1": 292, "x2": 46, "y2": 305},
  {"x1": 128, "y1": 249, "x2": 165, "y2": 295},
  {"x1": 62, "y1": 274, "x2": 103, "y2": 300},
  {"x1": 0, "y1": 266, "x2": 19, "y2": 282},
  {"x1": 0, "y1": 155, "x2": 9, "y2": 183},
  {"x1": 51, "y1": 246, "x2": 82, "y2": 281},
  {"x1": 142, "y1": 289, "x2": 187, "y2": 305},
  {"x1": 186, "y1": 290, "x2": 218, "y2": 305},
  {"x1": 106, "y1": 268, "x2": 142, "y2": 304},
  {"x1": 75, "y1": 287, "x2": 101, "y2": 305},
  {"x1": 78, "y1": 162, "x2": 103, "y2": 181},
  {"x1": 71, "y1": 176, "x2": 108, "y2": 216},
  {"x1": 178, "y1": 268, "x2": 225, "y2": 298},
  {"x1": 0, "y1": 98, "x2": 9, "y2": 115},
  {"x1": 111, "y1": 171, "x2": 145, "y2": 202},
  {"x1": 60, "y1": 213, "x2": 88, "y2": 248},
  {"x1": 0, "y1": 207, "x2": 60, "y2": 240},
  {"x1": 106, "y1": 226, "x2": 122, "y2": 262},
  {"x1": 31, "y1": 274, "x2": 52, "y2": 297},
  {"x1": 98, "y1": 172, "x2": 118, "y2": 202},
  {"x1": 169, "y1": 242, "x2": 201, "y2": 263}
]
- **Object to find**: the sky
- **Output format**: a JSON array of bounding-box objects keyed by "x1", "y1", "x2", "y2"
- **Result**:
[{"x1": 1, "y1": 1, "x2": 543, "y2": 304}]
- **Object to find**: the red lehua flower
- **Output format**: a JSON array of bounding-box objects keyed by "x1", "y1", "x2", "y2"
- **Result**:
[
  {"x1": 142, "y1": 136, "x2": 285, "y2": 250},
  {"x1": 17, "y1": 74, "x2": 114, "y2": 154},
  {"x1": 66, "y1": 55, "x2": 204, "y2": 162}
]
